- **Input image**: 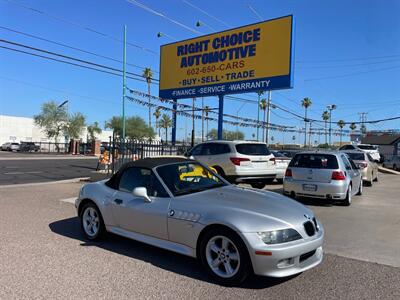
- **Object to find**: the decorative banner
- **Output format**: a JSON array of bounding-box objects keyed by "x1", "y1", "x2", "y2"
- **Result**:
[{"x1": 159, "y1": 15, "x2": 294, "y2": 99}]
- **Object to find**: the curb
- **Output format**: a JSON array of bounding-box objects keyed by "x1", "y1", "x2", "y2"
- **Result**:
[{"x1": 0, "y1": 177, "x2": 91, "y2": 189}]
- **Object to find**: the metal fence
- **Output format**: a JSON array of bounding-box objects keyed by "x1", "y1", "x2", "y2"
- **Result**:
[
  {"x1": 107, "y1": 138, "x2": 191, "y2": 174},
  {"x1": 16, "y1": 141, "x2": 92, "y2": 154}
]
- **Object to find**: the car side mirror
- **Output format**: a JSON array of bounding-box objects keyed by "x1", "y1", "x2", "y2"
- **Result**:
[{"x1": 132, "y1": 187, "x2": 151, "y2": 203}]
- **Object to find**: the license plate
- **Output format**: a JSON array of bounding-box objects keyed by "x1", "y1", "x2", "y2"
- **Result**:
[{"x1": 303, "y1": 184, "x2": 317, "y2": 192}]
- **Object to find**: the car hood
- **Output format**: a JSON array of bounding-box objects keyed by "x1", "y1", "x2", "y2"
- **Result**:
[{"x1": 177, "y1": 185, "x2": 315, "y2": 232}]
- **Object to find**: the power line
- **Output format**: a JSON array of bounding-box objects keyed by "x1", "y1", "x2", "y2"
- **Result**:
[
  {"x1": 297, "y1": 58, "x2": 400, "y2": 69},
  {"x1": 247, "y1": 4, "x2": 263, "y2": 21},
  {"x1": 297, "y1": 54, "x2": 400, "y2": 64},
  {"x1": 0, "y1": 44, "x2": 149, "y2": 83},
  {"x1": 182, "y1": 0, "x2": 230, "y2": 28},
  {"x1": 2, "y1": 0, "x2": 157, "y2": 54},
  {"x1": 0, "y1": 26, "x2": 158, "y2": 73},
  {"x1": 126, "y1": 0, "x2": 202, "y2": 35},
  {"x1": 0, "y1": 38, "x2": 160, "y2": 82}
]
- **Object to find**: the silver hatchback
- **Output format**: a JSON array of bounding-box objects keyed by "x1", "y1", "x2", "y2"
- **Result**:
[{"x1": 283, "y1": 151, "x2": 362, "y2": 206}]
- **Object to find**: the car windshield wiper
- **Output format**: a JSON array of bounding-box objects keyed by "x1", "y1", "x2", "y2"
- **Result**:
[{"x1": 174, "y1": 182, "x2": 225, "y2": 196}]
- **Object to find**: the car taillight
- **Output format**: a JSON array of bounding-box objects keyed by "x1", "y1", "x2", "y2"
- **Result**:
[
  {"x1": 357, "y1": 162, "x2": 368, "y2": 169},
  {"x1": 230, "y1": 157, "x2": 250, "y2": 166},
  {"x1": 331, "y1": 171, "x2": 346, "y2": 180},
  {"x1": 269, "y1": 157, "x2": 276, "y2": 165},
  {"x1": 285, "y1": 169, "x2": 292, "y2": 177}
]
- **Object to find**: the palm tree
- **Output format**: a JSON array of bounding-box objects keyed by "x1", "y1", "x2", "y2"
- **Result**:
[
  {"x1": 259, "y1": 98, "x2": 267, "y2": 143},
  {"x1": 256, "y1": 91, "x2": 264, "y2": 141},
  {"x1": 142, "y1": 67, "x2": 153, "y2": 128},
  {"x1": 322, "y1": 110, "x2": 330, "y2": 145},
  {"x1": 337, "y1": 120, "x2": 345, "y2": 146},
  {"x1": 204, "y1": 105, "x2": 211, "y2": 139},
  {"x1": 301, "y1": 97, "x2": 312, "y2": 147},
  {"x1": 349, "y1": 122, "x2": 357, "y2": 131},
  {"x1": 153, "y1": 107, "x2": 161, "y2": 137},
  {"x1": 87, "y1": 121, "x2": 102, "y2": 141},
  {"x1": 159, "y1": 114, "x2": 172, "y2": 144}
]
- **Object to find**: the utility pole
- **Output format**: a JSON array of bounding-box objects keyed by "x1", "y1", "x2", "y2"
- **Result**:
[
  {"x1": 257, "y1": 92, "x2": 261, "y2": 141},
  {"x1": 191, "y1": 97, "x2": 195, "y2": 147},
  {"x1": 327, "y1": 104, "x2": 336, "y2": 146},
  {"x1": 265, "y1": 91, "x2": 272, "y2": 145},
  {"x1": 308, "y1": 120, "x2": 313, "y2": 148},
  {"x1": 358, "y1": 112, "x2": 368, "y2": 136},
  {"x1": 121, "y1": 25, "x2": 127, "y2": 139}
]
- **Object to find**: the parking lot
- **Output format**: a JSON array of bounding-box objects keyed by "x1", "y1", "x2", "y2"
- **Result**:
[{"x1": 0, "y1": 173, "x2": 399, "y2": 299}]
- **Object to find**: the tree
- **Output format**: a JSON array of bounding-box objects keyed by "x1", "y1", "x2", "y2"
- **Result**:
[
  {"x1": 256, "y1": 91, "x2": 265, "y2": 141},
  {"x1": 204, "y1": 106, "x2": 211, "y2": 140},
  {"x1": 349, "y1": 122, "x2": 357, "y2": 131},
  {"x1": 322, "y1": 110, "x2": 330, "y2": 145},
  {"x1": 207, "y1": 129, "x2": 244, "y2": 140},
  {"x1": 34, "y1": 101, "x2": 68, "y2": 145},
  {"x1": 87, "y1": 121, "x2": 102, "y2": 141},
  {"x1": 337, "y1": 119, "x2": 345, "y2": 146},
  {"x1": 65, "y1": 112, "x2": 86, "y2": 139},
  {"x1": 301, "y1": 97, "x2": 312, "y2": 147},
  {"x1": 259, "y1": 98, "x2": 267, "y2": 142},
  {"x1": 142, "y1": 67, "x2": 153, "y2": 128},
  {"x1": 159, "y1": 114, "x2": 172, "y2": 143},
  {"x1": 106, "y1": 116, "x2": 154, "y2": 139},
  {"x1": 153, "y1": 107, "x2": 161, "y2": 137}
]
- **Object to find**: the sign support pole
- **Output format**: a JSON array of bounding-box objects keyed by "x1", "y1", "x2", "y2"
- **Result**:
[
  {"x1": 172, "y1": 99, "x2": 177, "y2": 145},
  {"x1": 218, "y1": 94, "x2": 224, "y2": 140},
  {"x1": 266, "y1": 91, "x2": 272, "y2": 145}
]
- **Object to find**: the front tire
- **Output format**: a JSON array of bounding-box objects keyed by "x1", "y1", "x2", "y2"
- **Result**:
[
  {"x1": 356, "y1": 180, "x2": 363, "y2": 195},
  {"x1": 80, "y1": 202, "x2": 105, "y2": 240},
  {"x1": 199, "y1": 228, "x2": 252, "y2": 285}
]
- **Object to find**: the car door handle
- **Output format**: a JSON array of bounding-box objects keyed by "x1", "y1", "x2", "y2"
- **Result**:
[{"x1": 114, "y1": 199, "x2": 123, "y2": 205}]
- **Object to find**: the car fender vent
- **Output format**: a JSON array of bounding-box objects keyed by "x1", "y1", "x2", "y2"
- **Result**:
[{"x1": 303, "y1": 221, "x2": 316, "y2": 237}]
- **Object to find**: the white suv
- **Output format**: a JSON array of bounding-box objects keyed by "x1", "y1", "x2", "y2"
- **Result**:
[
  {"x1": 339, "y1": 144, "x2": 381, "y2": 162},
  {"x1": 187, "y1": 140, "x2": 276, "y2": 189}
]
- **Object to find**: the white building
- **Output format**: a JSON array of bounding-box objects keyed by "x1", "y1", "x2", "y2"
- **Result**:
[{"x1": 0, "y1": 114, "x2": 113, "y2": 145}]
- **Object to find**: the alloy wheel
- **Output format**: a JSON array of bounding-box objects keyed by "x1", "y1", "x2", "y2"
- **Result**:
[
  {"x1": 205, "y1": 236, "x2": 240, "y2": 278},
  {"x1": 82, "y1": 207, "x2": 100, "y2": 237}
]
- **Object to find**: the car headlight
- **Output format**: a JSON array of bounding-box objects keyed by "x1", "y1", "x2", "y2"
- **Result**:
[{"x1": 257, "y1": 229, "x2": 302, "y2": 244}]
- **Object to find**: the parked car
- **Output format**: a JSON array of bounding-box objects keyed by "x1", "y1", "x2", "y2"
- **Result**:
[
  {"x1": 76, "y1": 157, "x2": 324, "y2": 285},
  {"x1": 271, "y1": 150, "x2": 291, "y2": 183},
  {"x1": 339, "y1": 144, "x2": 381, "y2": 162},
  {"x1": 343, "y1": 150, "x2": 379, "y2": 186},
  {"x1": 186, "y1": 140, "x2": 276, "y2": 189},
  {"x1": 382, "y1": 156, "x2": 400, "y2": 171},
  {"x1": 20, "y1": 142, "x2": 40, "y2": 152},
  {"x1": 283, "y1": 151, "x2": 363, "y2": 206},
  {"x1": 0, "y1": 142, "x2": 20, "y2": 151}
]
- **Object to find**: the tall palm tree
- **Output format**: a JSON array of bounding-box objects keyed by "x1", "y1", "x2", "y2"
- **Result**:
[
  {"x1": 349, "y1": 122, "x2": 357, "y2": 131},
  {"x1": 142, "y1": 67, "x2": 153, "y2": 128},
  {"x1": 337, "y1": 120, "x2": 345, "y2": 146},
  {"x1": 153, "y1": 107, "x2": 161, "y2": 137},
  {"x1": 322, "y1": 110, "x2": 330, "y2": 145},
  {"x1": 159, "y1": 114, "x2": 172, "y2": 144},
  {"x1": 259, "y1": 98, "x2": 267, "y2": 142},
  {"x1": 301, "y1": 97, "x2": 312, "y2": 147},
  {"x1": 204, "y1": 105, "x2": 211, "y2": 139},
  {"x1": 256, "y1": 91, "x2": 264, "y2": 141}
]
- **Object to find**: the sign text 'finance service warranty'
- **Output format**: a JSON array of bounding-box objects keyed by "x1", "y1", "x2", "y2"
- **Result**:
[{"x1": 159, "y1": 15, "x2": 294, "y2": 99}]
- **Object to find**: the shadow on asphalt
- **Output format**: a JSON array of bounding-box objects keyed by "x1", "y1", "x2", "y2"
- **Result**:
[{"x1": 49, "y1": 217, "x2": 298, "y2": 289}]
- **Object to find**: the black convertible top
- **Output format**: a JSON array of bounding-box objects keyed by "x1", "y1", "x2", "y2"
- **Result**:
[{"x1": 105, "y1": 157, "x2": 195, "y2": 189}]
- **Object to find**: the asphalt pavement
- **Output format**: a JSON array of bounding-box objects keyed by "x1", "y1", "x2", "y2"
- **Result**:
[
  {"x1": 0, "y1": 152, "x2": 98, "y2": 185},
  {"x1": 0, "y1": 176, "x2": 399, "y2": 299}
]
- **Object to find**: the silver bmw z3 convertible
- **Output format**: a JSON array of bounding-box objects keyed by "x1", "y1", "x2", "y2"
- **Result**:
[{"x1": 76, "y1": 157, "x2": 324, "y2": 285}]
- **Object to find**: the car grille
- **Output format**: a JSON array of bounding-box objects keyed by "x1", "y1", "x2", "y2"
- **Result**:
[
  {"x1": 300, "y1": 250, "x2": 316, "y2": 263},
  {"x1": 303, "y1": 221, "x2": 316, "y2": 236}
]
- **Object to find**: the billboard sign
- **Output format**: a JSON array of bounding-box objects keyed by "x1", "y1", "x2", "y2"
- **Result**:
[{"x1": 159, "y1": 15, "x2": 294, "y2": 99}]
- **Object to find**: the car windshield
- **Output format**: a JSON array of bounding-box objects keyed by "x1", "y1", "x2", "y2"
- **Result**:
[
  {"x1": 156, "y1": 162, "x2": 226, "y2": 196},
  {"x1": 345, "y1": 152, "x2": 365, "y2": 161},
  {"x1": 11, "y1": 143, "x2": 19, "y2": 145},
  {"x1": 289, "y1": 154, "x2": 339, "y2": 169},
  {"x1": 235, "y1": 143, "x2": 271, "y2": 155},
  {"x1": 358, "y1": 145, "x2": 376, "y2": 150}
]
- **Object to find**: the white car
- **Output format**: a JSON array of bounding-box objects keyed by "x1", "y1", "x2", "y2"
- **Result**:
[
  {"x1": 271, "y1": 151, "x2": 291, "y2": 183},
  {"x1": 382, "y1": 156, "x2": 400, "y2": 171},
  {"x1": 187, "y1": 141, "x2": 276, "y2": 189},
  {"x1": 339, "y1": 144, "x2": 381, "y2": 162}
]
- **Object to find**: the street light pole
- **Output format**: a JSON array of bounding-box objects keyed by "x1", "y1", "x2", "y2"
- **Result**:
[
  {"x1": 191, "y1": 97, "x2": 195, "y2": 147},
  {"x1": 327, "y1": 104, "x2": 336, "y2": 146},
  {"x1": 266, "y1": 91, "x2": 272, "y2": 146},
  {"x1": 236, "y1": 102, "x2": 246, "y2": 140}
]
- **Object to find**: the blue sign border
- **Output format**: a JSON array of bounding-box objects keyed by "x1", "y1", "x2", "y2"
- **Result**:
[{"x1": 159, "y1": 15, "x2": 295, "y2": 99}]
